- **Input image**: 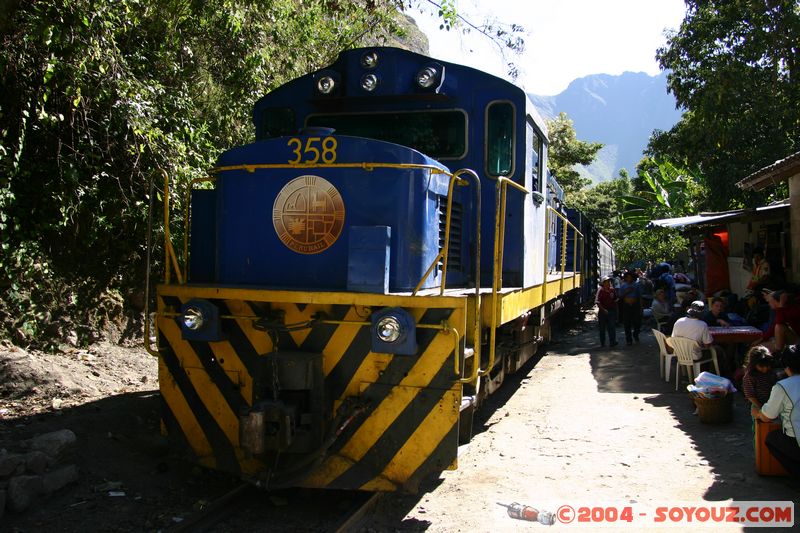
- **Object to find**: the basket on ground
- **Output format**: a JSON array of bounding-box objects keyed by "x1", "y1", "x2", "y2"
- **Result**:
[{"x1": 690, "y1": 393, "x2": 733, "y2": 424}]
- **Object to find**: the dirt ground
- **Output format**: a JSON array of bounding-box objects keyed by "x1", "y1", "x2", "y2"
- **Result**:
[{"x1": 1, "y1": 314, "x2": 797, "y2": 532}]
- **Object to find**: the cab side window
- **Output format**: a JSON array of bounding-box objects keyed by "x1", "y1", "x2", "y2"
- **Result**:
[
  {"x1": 486, "y1": 102, "x2": 514, "y2": 177},
  {"x1": 530, "y1": 125, "x2": 541, "y2": 192}
]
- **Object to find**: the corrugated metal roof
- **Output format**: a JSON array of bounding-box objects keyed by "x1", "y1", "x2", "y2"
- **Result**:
[
  {"x1": 649, "y1": 201, "x2": 790, "y2": 229},
  {"x1": 736, "y1": 151, "x2": 800, "y2": 191}
]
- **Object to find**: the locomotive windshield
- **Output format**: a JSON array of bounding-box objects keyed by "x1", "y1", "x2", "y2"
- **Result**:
[{"x1": 306, "y1": 111, "x2": 466, "y2": 159}]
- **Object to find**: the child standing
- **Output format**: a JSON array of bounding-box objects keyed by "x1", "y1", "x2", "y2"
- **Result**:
[{"x1": 742, "y1": 346, "x2": 777, "y2": 409}]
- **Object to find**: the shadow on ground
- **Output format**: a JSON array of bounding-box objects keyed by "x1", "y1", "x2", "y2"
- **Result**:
[{"x1": 575, "y1": 317, "x2": 799, "y2": 512}]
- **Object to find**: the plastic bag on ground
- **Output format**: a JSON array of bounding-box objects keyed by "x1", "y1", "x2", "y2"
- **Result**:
[{"x1": 694, "y1": 371, "x2": 737, "y2": 393}]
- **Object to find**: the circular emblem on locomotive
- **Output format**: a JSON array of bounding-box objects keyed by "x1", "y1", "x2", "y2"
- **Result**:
[{"x1": 272, "y1": 175, "x2": 345, "y2": 254}]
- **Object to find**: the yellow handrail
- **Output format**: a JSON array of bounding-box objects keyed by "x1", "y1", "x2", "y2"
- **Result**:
[
  {"x1": 545, "y1": 206, "x2": 585, "y2": 293},
  {"x1": 162, "y1": 169, "x2": 184, "y2": 285},
  {"x1": 212, "y1": 162, "x2": 451, "y2": 174},
  {"x1": 482, "y1": 176, "x2": 530, "y2": 378},
  {"x1": 412, "y1": 171, "x2": 466, "y2": 295},
  {"x1": 151, "y1": 163, "x2": 478, "y2": 377}
]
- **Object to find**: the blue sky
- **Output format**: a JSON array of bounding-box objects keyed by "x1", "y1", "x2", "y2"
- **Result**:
[{"x1": 410, "y1": 0, "x2": 687, "y2": 95}]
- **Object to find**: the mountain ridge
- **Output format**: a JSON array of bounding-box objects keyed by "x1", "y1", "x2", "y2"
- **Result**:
[{"x1": 529, "y1": 71, "x2": 683, "y2": 183}]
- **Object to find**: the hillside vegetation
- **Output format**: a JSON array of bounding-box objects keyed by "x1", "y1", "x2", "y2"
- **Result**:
[
  {"x1": 0, "y1": 0, "x2": 418, "y2": 349},
  {"x1": 1, "y1": 0, "x2": 798, "y2": 347}
]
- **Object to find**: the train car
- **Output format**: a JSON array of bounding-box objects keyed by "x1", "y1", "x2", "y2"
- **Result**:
[
  {"x1": 145, "y1": 47, "x2": 610, "y2": 492},
  {"x1": 566, "y1": 208, "x2": 616, "y2": 303}
]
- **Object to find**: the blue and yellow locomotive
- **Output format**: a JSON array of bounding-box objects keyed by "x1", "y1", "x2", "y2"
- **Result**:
[{"x1": 145, "y1": 47, "x2": 614, "y2": 492}]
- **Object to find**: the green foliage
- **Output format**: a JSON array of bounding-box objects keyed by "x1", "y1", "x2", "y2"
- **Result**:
[
  {"x1": 547, "y1": 112, "x2": 603, "y2": 196},
  {"x1": 614, "y1": 227, "x2": 688, "y2": 268},
  {"x1": 0, "y1": 0, "x2": 403, "y2": 348},
  {"x1": 651, "y1": 0, "x2": 800, "y2": 209},
  {"x1": 621, "y1": 158, "x2": 706, "y2": 226},
  {"x1": 598, "y1": 159, "x2": 703, "y2": 267},
  {"x1": 568, "y1": 175, "x2": 633, "y2": 244}
]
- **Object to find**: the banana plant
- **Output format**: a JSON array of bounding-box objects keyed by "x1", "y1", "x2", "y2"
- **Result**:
[{"x1": 621, "y1": 158, "x2": 706, "y2": 226}]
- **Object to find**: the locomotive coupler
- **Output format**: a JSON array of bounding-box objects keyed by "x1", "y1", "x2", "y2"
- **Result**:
[{"x1": 239, "y1": 400, "x2": 297, "y2": 455}]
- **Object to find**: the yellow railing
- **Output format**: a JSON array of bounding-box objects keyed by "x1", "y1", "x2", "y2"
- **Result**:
[
  {"x1": 482, "y1": 176, "x2": 530, "y2": 378},
  {"x1": 545, "y1": 206, "x2": 584, "y2": 295},
  {"x1": 143, "y1": 165, "x2": 480, "y2": 380}
]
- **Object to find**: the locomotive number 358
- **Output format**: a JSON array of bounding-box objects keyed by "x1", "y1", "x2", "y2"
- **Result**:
[{"x1": 287, "y1": 136, "x2": 338, "y2": 164}]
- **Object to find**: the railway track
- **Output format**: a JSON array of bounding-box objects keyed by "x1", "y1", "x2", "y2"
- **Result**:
[{"x1": 166, "y1": 483, "x2": 383, "y2": 532}]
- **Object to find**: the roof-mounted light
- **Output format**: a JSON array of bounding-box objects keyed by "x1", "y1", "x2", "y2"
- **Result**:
[
  {"x1": 361, "y1": 73, "x2": 379, "y2": 92},
  {"x1": 360, "y1": 50, "x2": 379, "y2": 69},
  {"x1": 317, "y1": 75, "x2": 336, "y2": 95},
  {"x1": 416, "y1": 67, "x2": 437, "y2": 88},
  {"x1": 415, "y1": 63, "x2": 445, "y2": 92},
  {"x1": 315, "y1": 70, "x2": 341, "y2": 96}
]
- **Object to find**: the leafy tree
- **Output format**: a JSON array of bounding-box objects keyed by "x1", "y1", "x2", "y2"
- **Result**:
[
  {"x1": 568, "y1": 175, "x2": 632, "y2": 244},
  {"x1": 547, "y1": 112, "x2": 603, "y2": 196},
  {"x1": 614, "y1": 227, "x2": 688, "y2": 268},
  {"x1": 0, "y1": 0, "x2": 404, "y2": 347},
  {"x1": 621, "y1": 158, "x2": 706, "y2": 226},
  {"x1": 651, "y1": 0, "x2": 800, "y2": 210},
  {"x1": 596, "y1": 158, "x2": 701, "y2": 267}
]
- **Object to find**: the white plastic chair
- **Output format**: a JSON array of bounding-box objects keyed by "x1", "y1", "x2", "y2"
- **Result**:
[
  {"x1": 669, "y1": 336, "x2": 721, "y2": 391},
  {"x1": 652, "y1": 329, "x2": 675, "y2": 382}
]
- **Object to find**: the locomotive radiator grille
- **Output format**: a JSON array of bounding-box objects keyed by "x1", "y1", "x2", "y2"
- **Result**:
[
  {"x1": 155, "y1": 286, "x2": 467, "y2": 492},
  {"x1": 438, "y1": 198, "x2": 463, "y2": 272}
]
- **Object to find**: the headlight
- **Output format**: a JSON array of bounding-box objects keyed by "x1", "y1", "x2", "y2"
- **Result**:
[
  {"x1": 179, "y1": 299, "x2": 222, "y2": 341},
  {"x1": 416, "y1": 67, "x2": 438, "y2": 88},
  {"x1": 182, "y1": 306, "x2": 205, "y2": 331},
  {"x1": 360, "y1": 51, "x2": 379, "y2": 69},
  {"x1": 371, "y1": 307, "x2": 417, "y2": 355},
  {"x1": 415, "y1": 63, "x2": 444, "y2": 92},
  {"x1": 376, "y1": 315, "x2": 402, "y2": 343},
  {"x1": 361, "y1": 73, "x2": 379, "y2": 92},
  {"x1": 317, "y1": 75, "x2": 337, "y2": 95}
]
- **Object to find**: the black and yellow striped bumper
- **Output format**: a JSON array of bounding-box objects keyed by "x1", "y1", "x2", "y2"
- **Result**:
[{"x1": 155, "y1": 285, "x2": 468, "y2": 492}]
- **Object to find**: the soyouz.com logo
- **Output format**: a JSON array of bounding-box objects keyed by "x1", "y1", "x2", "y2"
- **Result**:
[{"x1": 550, "y1": 501, "x2": 793, "y2": 527}]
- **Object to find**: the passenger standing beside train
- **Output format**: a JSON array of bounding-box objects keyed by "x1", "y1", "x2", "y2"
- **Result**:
[
  {"x1": 619, "y1": 270, "x2": 643, "y2": 345},
  {"x1": 596, "y1": 276, "x2": 619, "y2": 348}
]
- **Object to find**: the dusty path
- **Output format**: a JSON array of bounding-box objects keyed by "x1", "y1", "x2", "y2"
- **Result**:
[{"x1": 364, "y1": 318, "x2": 798, "y2": 532}]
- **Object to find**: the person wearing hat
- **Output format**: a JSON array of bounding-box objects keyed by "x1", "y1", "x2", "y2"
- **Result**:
[
  {"x1": 671, "y1": 300, "x2": 714, "y2": 360},
  {"x1": 595, "y1": 275, "x2": 618, "y2": 348},
  {"x1": 752, "y1": 344, "x2": 800, "y2": 476},
  {"x1": 619, "y1": 270, "x2": 643, "y2": 345}
]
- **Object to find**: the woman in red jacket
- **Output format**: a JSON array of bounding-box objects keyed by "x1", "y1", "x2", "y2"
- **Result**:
[{"x1": 596, "y1": 276, "x2": 619, "y2": 348}]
